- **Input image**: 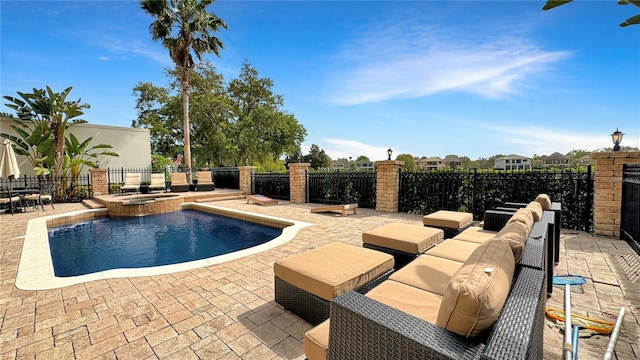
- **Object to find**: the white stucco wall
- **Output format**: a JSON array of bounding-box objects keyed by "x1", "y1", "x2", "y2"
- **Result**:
[{"x1": 0, "y1": 117, "x2": 151, "y2": 176}]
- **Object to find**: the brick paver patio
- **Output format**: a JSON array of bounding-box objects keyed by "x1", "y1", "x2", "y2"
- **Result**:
[{"x1": 0, "y1": 198, "x2": 638, "y2": 359}]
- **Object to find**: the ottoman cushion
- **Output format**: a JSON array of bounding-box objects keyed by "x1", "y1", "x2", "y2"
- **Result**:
[
  {"x1": 304, "y1": 319, "x2": 330, "y2": 360},
  {"x1": 274, "y1": 242, "x2": 394, "y2": 301},
  {"x1": 362, "y1": 223, "x2": 444, "y2": 254},
  {"x1": 423, "y1": 210, "x2": 473, "y2": 229}
]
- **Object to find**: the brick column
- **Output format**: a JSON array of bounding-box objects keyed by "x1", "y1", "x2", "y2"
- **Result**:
[
  {"x1": 592, "y1": 151, "x2": 640, "y2": 237},
  {"x1": 89, "y1": 168, "x2": 108, "y2": 196},
  {"x1": 238, "y1": 166, "x2": 256, "y2": 194},
  {"x1": 375, "y1": 160, "x2": 404, "y2": 213},
  {"x1": 288, "y1": 163, "x2": 310, "y2": 203}
]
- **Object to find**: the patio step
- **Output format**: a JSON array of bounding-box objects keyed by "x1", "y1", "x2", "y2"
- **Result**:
[
  {"x1": 195, "y1": 195, "x2": 247, "y2": 203},
  {"x1": 82, "y1": 199, "x2": 106, "y2": 209}
]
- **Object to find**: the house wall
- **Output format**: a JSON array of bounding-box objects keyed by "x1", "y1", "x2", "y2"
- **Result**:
[{"x1": 0, "y1": 117, "x2": 151, "y2": 175}]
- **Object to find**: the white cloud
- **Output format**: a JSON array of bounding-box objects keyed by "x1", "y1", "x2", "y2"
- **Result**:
[
  {"x1": 329, "y1": 21, "x2": 572, "y2": 105},
  {"x1": 98, "y1": 56, "x2": 109, "y2": 61},
  {"x1": 316, "y1": 138, "x2": 390, "y2": 161}
]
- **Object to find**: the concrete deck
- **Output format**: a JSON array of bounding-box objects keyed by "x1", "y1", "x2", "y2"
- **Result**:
[{"x1": 1, "y1": 197, "x2": 638, "y2": 359}]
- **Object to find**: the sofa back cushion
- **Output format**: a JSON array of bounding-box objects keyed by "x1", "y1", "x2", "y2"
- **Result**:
[
  {"x1": 507, "y1": 208, "x2": 534, "y2": 233},
  {"x1": 526, "y1": 201, "x2": 543, "y2": 222},
  {"x1": 535, "y1": 194, "x2": 552, "y2": 210},
  {"x1": 436, "y1": 239, "x2": 515, "y2": 337},
  {"x1": 494, "y1": 221, "x2": 529, "y2": 262}
]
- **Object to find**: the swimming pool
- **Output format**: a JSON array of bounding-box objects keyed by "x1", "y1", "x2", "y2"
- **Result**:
[
  {"x1": 49, "y1": 209, "x2": 283, "y2": 277},
  {"x1": 16, "y1": 203, "x2": 311, "y2": 290}
]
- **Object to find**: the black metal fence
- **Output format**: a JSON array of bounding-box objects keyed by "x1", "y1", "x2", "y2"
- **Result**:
[
  {"x1": 400, "y1": 167, "x2": 593, "y2": 231},
  {"x1": 211, "y1": 167, "x2": 240, "y2": 189},
  {"x1": 107, "y1": 167, "x2": 160, "y2": 194},
  {"x1": 621, "y1": 163, "x2": 640, "y2": 255},
  {"x1": 307, "y1": 170, "x2": 376, "y2": 208},
  {"x1": 251, "y1": 172, "x2": 290, "y2": 200},
  {"x1": 0, "y1": 174, "x2": 91, "y2": 202}
]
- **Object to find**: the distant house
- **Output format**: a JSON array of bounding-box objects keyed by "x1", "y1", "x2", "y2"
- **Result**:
[
  {"x1": 355, "y1": 159, "x2": 374, "y2": 170},
  {"x1": 442, "y1": 155, "x2": 462, "y2": 169},
  {"x1": 577, "y1": 154, "x2": 593, "y2": 166},
  {"x1": 494, "y1": 154, "x2": 532, "y2": 170},
  {"x1": 331, "y1": 159, "x2": 350, "y2": 170},
  {"x1": 417, "y1": 157, "x2": 443, "y2": 171},
  {"x1": 540, "y1": 152, "x2": 570, "y2": 167}
]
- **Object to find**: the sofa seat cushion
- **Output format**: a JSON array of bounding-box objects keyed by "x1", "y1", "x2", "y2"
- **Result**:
[
  {"x1": 452, "y1": 226, "x2": 497, "y2": 244},
  {"x1": 389, "y1": 254, "x2": 464, "y2": 295},
  {"x1": 366, "y1": 280, "x2": 443, "y2": 324},
  {"x1": 274, "y1": 242, "x2": 394, "y2": 301},
  {"x1": 304, "y1": 319, "x2": 330, "y2": 360},
  {"x1": 535, "y1": 193, "x2": 552, "y2": 210},
  {"x1": 423, "y1": 210, "x2": 473, "y2": 229},
  {"x1": 526, "y1": 201, "x2": 543, "y2": 222},
  {"x1": 495, "y1": 221, "x2": 530, "y2": 262},
  {"x1": 436, "y1": 239, "x2": 515, "y2": 337},
  {"x1": 362, "y1": 223, "x2": 444, "y2": 254},
  {"x1": 424, "y1": 239, "x2": 482, "y2": 263}
]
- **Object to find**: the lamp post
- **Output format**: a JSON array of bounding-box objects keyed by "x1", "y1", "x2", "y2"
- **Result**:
[
  {"x1": 611, "y1": 128, "x2": 624, "y2": 151},
  {"x1": 387, "y1": 147, "x2": 393, "y2": 161},
  {"x1": 95, "y1": 160, "x2": 100, "y2": 169}
]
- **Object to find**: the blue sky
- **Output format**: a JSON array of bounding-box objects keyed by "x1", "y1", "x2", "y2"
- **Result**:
[{"x1": 2, "y1": 1, "x2": 639, "y2": 161}]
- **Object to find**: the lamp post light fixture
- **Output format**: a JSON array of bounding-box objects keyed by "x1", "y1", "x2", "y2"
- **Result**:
[
  {"x1": 387, "y1": 147, "x2": 393, "y2": 161},
  {"x1": 95, "y1": 160, "x2": 100, "y2": 169},
  {"x1": 611, "y1": 128, "x2": 624, "y2": 151}
]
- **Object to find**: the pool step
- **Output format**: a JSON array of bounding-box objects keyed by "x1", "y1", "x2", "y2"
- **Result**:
[{"x1": 82, "y1": 199, "x2": 106, "y2": 209}]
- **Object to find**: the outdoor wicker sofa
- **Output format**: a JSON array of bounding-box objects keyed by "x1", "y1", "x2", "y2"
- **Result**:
[{"x1": 304, "y1": 196, "x2": 554, "y2": 360}]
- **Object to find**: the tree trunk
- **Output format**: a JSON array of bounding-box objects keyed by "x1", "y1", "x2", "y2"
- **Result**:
[
  {"x1": 53, "y1": 121, "x2": 65, "y2": 200},
  {"x1": 182, "y1": 71, "x2": 192, "y2": 184}
]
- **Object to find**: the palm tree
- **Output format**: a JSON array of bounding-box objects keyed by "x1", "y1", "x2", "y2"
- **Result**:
[{"x1": 140, "y1": 0, "x2": 227, "y2": 182}]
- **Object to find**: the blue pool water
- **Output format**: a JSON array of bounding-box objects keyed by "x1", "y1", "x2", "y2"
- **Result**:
[{"x1": 48, "y1": 210, "x2": 282, "y2": 277}]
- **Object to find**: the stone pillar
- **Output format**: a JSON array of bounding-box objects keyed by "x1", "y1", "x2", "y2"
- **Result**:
[
  {"x1": 592, "y1": 151, "x2": 640, "y2": 237},
  {"x1": 238, "y1": 166, "x2": 256, "y2": 194},
  {"x1": 375, "y1": 160, "x2": 404, "y2": 213},
  {"x1": 288, "y1": 163, "x2": 310, "y2": 203},
  {"x1": 89, "y1": 168, "x2": 108, "y2": 196}
]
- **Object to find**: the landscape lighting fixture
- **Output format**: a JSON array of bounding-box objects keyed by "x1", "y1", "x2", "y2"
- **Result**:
[
  {"x1": 611, "y1": 128, "x2": 624, "y2": 151},
  {"x1": 387, "y1": 147, "x2": 393, "y2": 161},
  {"x1": 96, "y1": 160, "x2": 100, "y2": 168}
]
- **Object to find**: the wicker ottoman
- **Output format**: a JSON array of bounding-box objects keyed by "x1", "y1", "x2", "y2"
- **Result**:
[
  {"x1": 274, "y1": 242, "x2": 394, "y2": 325},
  {"x1": 423, "y1": 210, "x2": 474, "y2": 238},
  {"x1": 362, "y1": 223, "x2": 444, "y2": 269}
]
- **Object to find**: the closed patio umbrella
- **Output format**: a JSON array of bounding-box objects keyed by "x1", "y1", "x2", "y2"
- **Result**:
[{"x1": 1, "y1": 139, "x2": 21, "y2": 214}]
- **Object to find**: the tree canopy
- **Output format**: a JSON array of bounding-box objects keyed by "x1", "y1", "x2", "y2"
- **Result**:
[{"x1": 132, "y1": 61, "x2": 306, "y2": 169}]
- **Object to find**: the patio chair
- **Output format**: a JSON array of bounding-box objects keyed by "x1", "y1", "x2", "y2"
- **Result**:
[
  {"x1": 170, "y1": 172, "x2": 189, "y2": 192},
  {"x1": 0, "y1": 193, "x2": 21, "y2": 215},
  {"x1": 195, "y1": 171, "x2": 215, "y2": 191},
  {"x1": 120, "y1": 173, "x2": 141, "y2": 194},
  {"x1": 148, "y1": 173, "x2": 166, "y2": 193},
  {"x1": 23, "y1": 181, "x2": 55, "y2": 211}
]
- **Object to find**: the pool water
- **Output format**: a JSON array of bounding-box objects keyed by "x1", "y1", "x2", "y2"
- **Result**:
[{"x1": 48, "y1": 209, "x2": 282, "y2": 277}]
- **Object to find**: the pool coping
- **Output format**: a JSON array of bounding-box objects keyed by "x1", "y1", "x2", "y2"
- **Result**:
[{"x1": 15, "y1": 203, "x2": 312, "y2": 290}]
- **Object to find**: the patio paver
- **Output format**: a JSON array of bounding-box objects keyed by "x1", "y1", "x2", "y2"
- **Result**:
[{"x1": 0, "y1": 198, "x2": 638, "y2": 359}]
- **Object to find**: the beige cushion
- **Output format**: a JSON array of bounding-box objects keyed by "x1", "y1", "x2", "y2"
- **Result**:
[
  {"x1": 424, "y1": 239, "x2": 482, "y2": 263},
  {"x1": 507, "y1": 208, "x2": 534, "y2": 233},
  {"x1": 495, "y1": 221, "x2": 530, "y2": 263},
  {"x1": 366, "y1": 280, "x2": 443, "y2": 324},
  {"x1": 274, "y1": 242, "x2": 394, "y2": 301},
  {"x1": 535, "y1": 194, "x2": 552, "y2": 210},
  {"x1": 362, "y1": 223, "x2": 444, "y2": 254},
  {"x1": 423, "y1": 210, "x2": 473, "y2": 229},
  {"x1": 304, "y1": 319, "x2": 330, "y2": 360},
  {"x1": 453, "y1": 227, "x2": 497, "y2": 244},
  {"x1": 436, "y1": 240, "x2": 515, "y2": 337},
  {"x1": 389, "y1": 254, "x2": 463, "y2": 295},
  {"x1": 526, "y1": 201, "x2": 543, "y2": 222}
]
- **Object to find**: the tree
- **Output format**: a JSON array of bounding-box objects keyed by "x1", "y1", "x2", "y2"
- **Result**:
[
  {"x1": 543, "y1": 0, "x2": 640, "y2": 27},
  {"x1": 63, "y1": 133, "x2": 118, "y2": 200},
  {"x1": 396, "y1": 153, "x2": 417, "y2": 171},
  {"x1": 356, "y1": 155, "x2": 370, "y2": 162},
  {"x1": 303, "y1": 144, "x2": 332, "y2": 169},
  {"x1": 3, "y1": 87, "x2": 89, "y2": 198},
  {"x1": 141, "y1": 0, "x2": 227, "y2": 181}
]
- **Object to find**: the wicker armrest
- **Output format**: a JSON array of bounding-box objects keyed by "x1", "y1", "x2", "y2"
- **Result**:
[
  {"x1": 482, "y1": 210, "x2": 514, "y2": 232},
  {"x1": 328, "y1": 291, "x2": 485, "y2": 360},
  {"x1": 328, "y1": 267, "x2": 546, "y2": 360}
]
